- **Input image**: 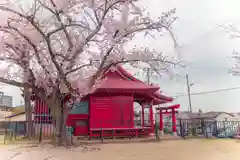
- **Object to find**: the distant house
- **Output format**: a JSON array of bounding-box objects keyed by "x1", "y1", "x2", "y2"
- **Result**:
[
  {"x1": 178, "y1": 111, "x2": 197, "y2": 119},
  {"x1": 0, "y1": 95, "x2": 13, "y2": 107},
  {"x1": 178, "y1": 111, "x2": 239, "y2": 121},
  {"x1": 201, "y1": 112, "x2": 238, "y2": 121},
  {"x1": 231, "y1": 113, "x2": 240, "y2": 120}
]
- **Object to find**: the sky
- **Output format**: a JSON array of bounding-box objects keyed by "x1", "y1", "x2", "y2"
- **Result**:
[
  {"x1": 2, "y1": 0, "x2": 240, "y2": 112},
  {"x1": 135, "y1": 0, "x2": 240, "y2": 112}
]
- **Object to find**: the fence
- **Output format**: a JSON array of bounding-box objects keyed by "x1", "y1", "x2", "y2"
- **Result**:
[
  {"x1": 1, "y1": 119, "x2": 240, "y2": 144},
  {"x1": 0, "y1": 120, "x2": 54, "y2": 144},
  {"x1": 177, "y1": 119, "x2": 240, "y2": 138}
]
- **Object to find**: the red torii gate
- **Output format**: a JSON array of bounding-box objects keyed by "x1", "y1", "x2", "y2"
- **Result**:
[
  {"x1": 139, "y1": 93, "x2": 173, "y2": 132},
  {"x1": 156, "y1": 104, "x2": 180, "y2": 135}
]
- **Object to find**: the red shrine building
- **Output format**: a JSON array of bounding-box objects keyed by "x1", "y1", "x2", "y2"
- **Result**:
[{"x1": 33, "y1": 65, "x2": 180, "y2": 138}]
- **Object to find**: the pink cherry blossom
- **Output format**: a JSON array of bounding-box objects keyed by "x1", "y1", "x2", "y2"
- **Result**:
[{"x1": 0, "y1": 0, "x2": 178, "y2": 99}]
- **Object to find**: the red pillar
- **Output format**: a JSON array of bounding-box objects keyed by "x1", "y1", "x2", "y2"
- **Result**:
[
  {"x1": 141, "y1": 105, "x2": 145, "y2": 127},
  {"x1": 131, "y1": 98, "x2": 134, "y2": 128},
  {"x1": 172, "y1": 108, "x2": 177, "y2": 134},
  {"x1": 149, "y1": 105, "x2": 153, "y2": 129},
  {"x1": 159, "y1": 110, "x2": 163, "y2": 131}
]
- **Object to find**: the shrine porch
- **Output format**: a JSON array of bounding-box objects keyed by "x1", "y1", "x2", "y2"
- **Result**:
[{"x1": 88, "y1": 126, "x2": 153, "y2": 139}]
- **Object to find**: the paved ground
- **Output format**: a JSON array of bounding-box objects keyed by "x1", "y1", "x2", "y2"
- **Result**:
[{"x1": 1, "y1": 139, "x2": 240, "y2": 160}]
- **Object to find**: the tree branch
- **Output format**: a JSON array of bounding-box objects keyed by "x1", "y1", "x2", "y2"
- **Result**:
[
  {"x1": 114, "y1": 58, "x2": 183, "y2": 66},
  {"x1": 65, "y1": 62, "x2": 93, "y2": 75},
  {"x1": 0, "y1": 25, "x2": 51, "y2": 76},
  {"x1": 0, "y1": 1, "x2": 178, "y2": 99},
  {"x1": 48, "y1": 0, "x2": 73, "y2": 49},
  {"x1": 47, "y1": 23, "x2": 92, "y2": 37},
  {"x1": 0, "y1": 6, "x2": 64, "y2": 77},
  {"x1": 0, "y1": 77, "x2": 23, "y2": 87},
  {"x1": 67, "y1": 0, "x2": 126, "y2": 70}
]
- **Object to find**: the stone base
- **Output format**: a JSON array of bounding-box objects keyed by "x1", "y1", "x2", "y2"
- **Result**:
[
  {"x1": 233, "y1": 135, "x2": 240, "y2": 139},
  {"x1": 149, "y1": 133, "x2": 155, "y2": 136},
  {"x1": 172, "y1": 132, "x2": 177, "y2": 136},
  {"x1": 160, "y1": 130, "x2": 164, "y2": 136}
]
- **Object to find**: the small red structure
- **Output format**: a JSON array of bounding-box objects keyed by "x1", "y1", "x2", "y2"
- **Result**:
[
  {"x1": 33, "y1": 65, "x2": 180, "y2": 138},
  {"x1": 34, "y1": 99, "x2": 51, "y2": 122},
  {"x1": 156, "y1": 104, "x2": 180, "y2": 135}
]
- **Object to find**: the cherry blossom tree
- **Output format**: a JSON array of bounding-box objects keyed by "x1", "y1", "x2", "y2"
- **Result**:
[{"x1": 0, "y1": 0, "x2": 178, "y2": 145}]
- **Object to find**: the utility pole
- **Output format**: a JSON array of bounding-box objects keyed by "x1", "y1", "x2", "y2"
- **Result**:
[
  {"x1": 146, "y1": 68, "x2": 150, "y2": 84},
  {"x1": 0, "y1": 91, "x2": 3, "y2": 105},
  {"x1": 186, "y1": 74, "x2": 193, "y2": 113}
]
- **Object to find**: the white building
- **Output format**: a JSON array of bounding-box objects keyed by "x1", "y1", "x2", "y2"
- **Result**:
[
  {"x1": 178, "y1": 111, "x2": 240, "y2": 121},
  {"x1": 0, "y1": 95, "x2": 13, "y2": 107},
  {"x1": 212, "y1": 112, "x2": 239, "y2": 121}
]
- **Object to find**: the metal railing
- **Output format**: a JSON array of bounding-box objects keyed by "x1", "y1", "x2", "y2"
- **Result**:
[
  {"x1": 1, "y1": 119, "x2": 240, "y2": 144},
  {"x1": 0, "y1": 119, "x2": 54, "y2": 144},
  {"x1": 178, "y1": 119, "x2": 240, "y2": 138}
]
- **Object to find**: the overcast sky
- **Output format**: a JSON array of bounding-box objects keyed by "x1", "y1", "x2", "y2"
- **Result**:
[
  {"x1": 137, "y1": 0, "x2": 240, "y2": 112},
  {"x1": 2, "y1": 0, "x2": 240, "y2": 112}
]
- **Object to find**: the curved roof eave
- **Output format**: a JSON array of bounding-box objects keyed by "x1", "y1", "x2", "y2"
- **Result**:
[{"x1": 153, "y1": 92, "x2": 173, "y2": 102}]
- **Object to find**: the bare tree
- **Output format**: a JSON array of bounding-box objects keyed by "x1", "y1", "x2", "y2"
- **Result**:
[{"x1": 0, "y1": 0, "x2": 179, "y2": 145}]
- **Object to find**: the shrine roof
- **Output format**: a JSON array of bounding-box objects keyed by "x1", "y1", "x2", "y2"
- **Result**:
[
  {"x1": 155, "y1": 104, "x2": 180, "y2": 110},
  {"x1": 96, "y1": 65, "x2": 160, "y2": 92},
  {"x1": 152, "y1": 92, "x2": 173, "y2": 102},
  {"x1": 96, "y1": 77, "x2": 159, "y2": 92},
  {"x1": 96, "y1": 65, "x2": 174, "y2": 103}
]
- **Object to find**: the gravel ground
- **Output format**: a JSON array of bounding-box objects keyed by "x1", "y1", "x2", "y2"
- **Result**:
[{"x1": 1, "y1": 139, "x2": 240, "y2": 160}]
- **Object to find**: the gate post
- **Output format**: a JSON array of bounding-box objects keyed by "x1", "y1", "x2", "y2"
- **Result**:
[
  {"x1": 141, "y1": 106, "x2": 145, "y2": 127},
  {"x1": 100, "y1": 128, "x2": 103, "y2": 143},
  {"x1": 155, "y1": 122, "x2": 160, "y2": 141},
  {"x1": 223, "y1": 119, "x2": 227, "y2": 138},
  {"x1": 159, "y1": 110, "x2": 164, "y2": 135},
  {"x1": 179, "y1": 119, "x2": 184, "y2": 138},
  {"x1": 171, "y1": 108, "x2": 177, "y2": 136},
  {"x1": 39, "y1": 122, "x2": 43, "y2": 143}
]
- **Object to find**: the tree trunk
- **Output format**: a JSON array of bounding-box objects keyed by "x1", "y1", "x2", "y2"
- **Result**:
[
  {"x1": 24, "y1": 84, "x2": 34, "y2": 138},
  {"x1": 60, "y1": 108, "x2": 72, "y2": 146},
  {"x1": 47, "y1": 94, "x2": 69, "y2": 146},
  {"x1": 47, "y1": 92, "x2": 73, "y2": 146},
  {"x1": 49, "y1": 98, "x2": 62, "y2": 145},
  {"x1": 55, "y1": 108, "x2": 63, "y2": 145},
  {"x1": 52, "y1": 104, "x2": 72, "y2": 146}
]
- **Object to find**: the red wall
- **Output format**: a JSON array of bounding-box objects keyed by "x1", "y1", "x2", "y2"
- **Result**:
[
  {"x1": 34, "y1": 100, "x2": 50, "y2": 114},
  {"x1": 66, "y1": 114, "x2": 88, "y2": 126},
  {"x1": 34, "y1": 100, "x2": 51, "y2": 122},
  {"x1": 34, "y1": 95, "x2": 135, "y2": 132},
  {"x1": 90, "y1": 96, "x2": 134, "y2": 129}
]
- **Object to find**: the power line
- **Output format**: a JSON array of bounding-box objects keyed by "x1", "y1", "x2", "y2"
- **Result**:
[{"x1": 173, "y1": 86, "x2": 240, "y2": 98}]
